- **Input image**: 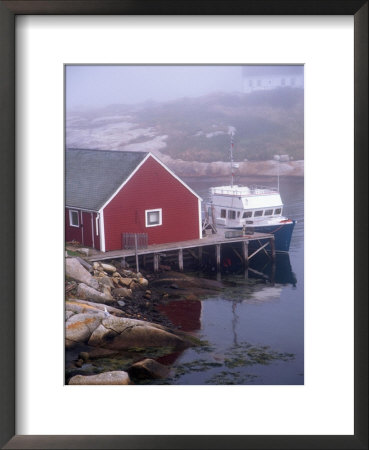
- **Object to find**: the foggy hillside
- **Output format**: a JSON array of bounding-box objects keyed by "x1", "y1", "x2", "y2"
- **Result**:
[{"x1": 67, "y1": 88, "x2": 304, "y2": 165}]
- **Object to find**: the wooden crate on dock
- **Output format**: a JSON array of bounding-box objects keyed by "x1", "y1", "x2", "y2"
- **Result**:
[{"x1": 225, "y1": 230, "x2": 244, "y2": 239}]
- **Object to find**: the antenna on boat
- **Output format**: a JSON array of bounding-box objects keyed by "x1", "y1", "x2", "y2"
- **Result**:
[
  {"x1": 230, "y1": 130, "x2": 235, "y2": 187},
  {"x1": 274, "y1": 154, "x2": 280, "y2": 192}
]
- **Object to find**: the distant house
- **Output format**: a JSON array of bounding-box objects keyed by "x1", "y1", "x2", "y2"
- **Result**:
[
  {"x1": 242, "y1": 65, "x2": 304, "y2": 93},
  {"x1": 65, "y1": 149, "x2": 202, "y2": 252}
]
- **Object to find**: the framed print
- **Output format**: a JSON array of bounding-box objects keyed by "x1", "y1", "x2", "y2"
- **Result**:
[{"x1": 0, "y1": 1, "x2": 367, "y2": 449}]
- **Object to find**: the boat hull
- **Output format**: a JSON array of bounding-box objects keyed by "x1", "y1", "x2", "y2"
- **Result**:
[{"x1": 226, "y1": 220, "x2": 296, "y2": 253}]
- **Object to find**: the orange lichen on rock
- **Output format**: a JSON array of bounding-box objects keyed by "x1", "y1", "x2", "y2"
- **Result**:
[{"x1": 66, "y1": 317, "x2": 96, "y2": 330}]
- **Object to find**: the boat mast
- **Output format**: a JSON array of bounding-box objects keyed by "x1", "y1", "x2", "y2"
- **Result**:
[
  {"x1": 230, "y1": 131, "x2": 235, "y2": 187},
  {"x1": 274, "y1": 154, "x2": 280, "y2": 192}
]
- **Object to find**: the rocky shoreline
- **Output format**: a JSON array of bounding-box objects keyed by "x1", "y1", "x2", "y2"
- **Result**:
[{"x1": 65, "y1": 245, "x2": 223, "y2": 385}]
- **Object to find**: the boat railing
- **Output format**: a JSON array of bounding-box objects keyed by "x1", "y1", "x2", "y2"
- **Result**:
[
  {"x1": 210, "y1": 187, "x2": 249, "y2": 196},
  {"x1": 249, "y1": 185, "x2": 279, "y2": 194},
  {"x1": 210, "y1": 185, "x2": 279, "y2": 196}
]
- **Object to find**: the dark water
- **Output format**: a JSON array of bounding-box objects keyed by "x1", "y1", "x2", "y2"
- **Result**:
[{"x1": 154, "y1": 175, "x2": 304, "y2": 385}]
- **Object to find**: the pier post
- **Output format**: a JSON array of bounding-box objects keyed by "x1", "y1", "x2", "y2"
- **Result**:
[
  {"x1": 270, "y1": 237, "x2": 276, "y2": 261},
  {"x1": 153, "y1": 253, "x2": 159, "y2": 272},
  {"x1": 216, "y1": 244, "x2": 221, "y2": 273},
  {"x1": 198, "y1": 247, "x2": 203, "y2": 266},
  {"x1": 242, "y1": 240, "x2": 249, "y2": 268},
  {"x1": 242, "y1": 240, "x2": 249, "y2": 279},
  {"x1": 178, "y1": 248, "x2": 184, "y2": 271},
  {"x1": 134, "y1": 234, "x2": 139, "y2": 272}
]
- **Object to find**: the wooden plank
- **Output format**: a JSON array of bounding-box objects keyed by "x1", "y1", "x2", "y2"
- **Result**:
[
  {"x1": 187, "y1": 248, "x2": 198, "y2": 260},
  {"x1": 248, "y1": 241, "x2": 269, "y2": 260},
  {"x1": 86, "y1": 232, "x2": 274, "y2": 262},
  {"x1": 256, "y1": 239, "x2": 269, "y2": 257},
  {"x1": 248, "y1": 267, "x2": 269, "y2": 279},
  {"x1": 231, "y1": 246, "x2": 243, "y2": 263}
]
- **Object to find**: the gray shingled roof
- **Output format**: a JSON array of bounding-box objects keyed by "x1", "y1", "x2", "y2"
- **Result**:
[{"x1": 66, "y1": 149, "x2": 148, "y2": 211}]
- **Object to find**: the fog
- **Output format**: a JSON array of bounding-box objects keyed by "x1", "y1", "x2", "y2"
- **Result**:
[{"x1": 66, "y1": 65, "x2": 303, "y2": 110}]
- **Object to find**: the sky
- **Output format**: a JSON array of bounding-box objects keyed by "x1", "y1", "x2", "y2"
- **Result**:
[{"x1": 66, "y1": 65, "x2": 303, "y2": 110}]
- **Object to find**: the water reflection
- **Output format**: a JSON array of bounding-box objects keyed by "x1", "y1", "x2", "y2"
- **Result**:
[
  {"x1": 247, "y1": 252, "x2": 297, "y2": 286},
  {"x1": 152, "y1": 252, "x2": 300, "y2": 384},
  {"x1": 157, "y1": 299, "x2": 202, "y2": 332}
]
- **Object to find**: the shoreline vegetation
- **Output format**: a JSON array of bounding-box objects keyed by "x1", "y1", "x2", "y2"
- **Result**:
[{"x1": 65, "y1": 243, "x2": 223, "y2": 385}]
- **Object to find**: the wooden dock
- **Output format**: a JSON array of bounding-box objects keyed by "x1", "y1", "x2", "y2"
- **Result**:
[{"x1": 87, "y1": 230, "x2": 275, "y2": 273}]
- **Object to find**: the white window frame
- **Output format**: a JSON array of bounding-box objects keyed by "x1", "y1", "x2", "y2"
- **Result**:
[
  {"x1": 145, "y1": 208, "x2": 162, "y2": 228},
  {"x1": 69, "y1": 209, "x2": 79, "y2": 227}
]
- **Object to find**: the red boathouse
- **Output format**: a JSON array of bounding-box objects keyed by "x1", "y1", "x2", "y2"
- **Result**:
[{"x1": 65, "y1": 149, "x2": 202, "y2": 252}]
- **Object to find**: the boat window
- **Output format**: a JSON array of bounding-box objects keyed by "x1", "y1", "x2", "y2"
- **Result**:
[
  {"x1": 274, "y1": 208, "x2": 282, "y2": 215},
  {"x1": 237, "y1": 211, "x2": 240, "y2": 218},
  {"x1": 246, "y1": 220, "x2": 253, "y2": 224},
  {"x1": 264, "y1": 209, "x2": 273, "y2": 216},
  {"x1": 242, "y1": 211, "x2": 252, "y2": 218},
  {"x1": 254, "y1": 210, "x2": 263, "y2": 217},
  {"x1": 228, "y1": 210, "x2": 236, "y2": 220},
  {"x1": 220, "y1": 209, "x2": 226, "y2": 218}
]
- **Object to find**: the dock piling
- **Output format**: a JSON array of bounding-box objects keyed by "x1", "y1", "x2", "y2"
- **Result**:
[
  {"x1": 242, "y1": 240, "x2": 249, "y2": 268},
  {"x1": 270, "y1": 237, "x2": 276, "y2": 261},
  {"x1": 216, "y1": 244, "x2": 221, "y2": 272},
  {"x1": 153, "y1": 253, "x2": 160, "y2": 272},
  {"x1": 198, "y1": 247, "x2": 203, "y2": 265},
  {"x1": 134, "y1": 234, "x2": 139, "y2": 272},
  {"x1": 178, "y1": 248, "x2": 184, "y2": 271}
]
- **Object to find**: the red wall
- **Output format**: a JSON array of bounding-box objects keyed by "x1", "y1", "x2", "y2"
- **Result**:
[
  {"x1": 103, "y1": 156, "x2": 200, "y2": 251},
  {"x1": 65, "y1": 208, "x2": 83, "y2": 244},
  {"x1": 65, "y1": 209, "x2": 100, "y2": 250},
  {"x1": 82, "y1": 212, "x2": 93, "y2": 247}
]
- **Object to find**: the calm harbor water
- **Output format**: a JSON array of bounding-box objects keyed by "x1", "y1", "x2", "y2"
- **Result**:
[
  {"x1": 66, "y1": 175, "x2": 304, "y2": 385},
  {"x1": 153, "y1": 175, "x2": 304, "y2": 385}
]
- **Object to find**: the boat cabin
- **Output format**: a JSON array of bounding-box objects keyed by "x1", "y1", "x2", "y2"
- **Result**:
[{"x1": 207, "y1": 185, "x2": 284, "y2": 228}]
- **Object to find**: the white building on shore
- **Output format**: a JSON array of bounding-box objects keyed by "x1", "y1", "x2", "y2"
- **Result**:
[{"x1": 242, "y1": 65, "x2": 304, "y2": 93}]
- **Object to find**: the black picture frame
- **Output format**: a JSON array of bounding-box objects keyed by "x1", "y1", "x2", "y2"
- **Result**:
[{"x1": 0, "y1": 1, "x2": 367, "y2": 449}]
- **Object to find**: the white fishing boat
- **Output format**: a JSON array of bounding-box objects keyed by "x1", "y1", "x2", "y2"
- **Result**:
[{"x1": 205, "y1": 132, "x2": 296, "y2": 252}]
